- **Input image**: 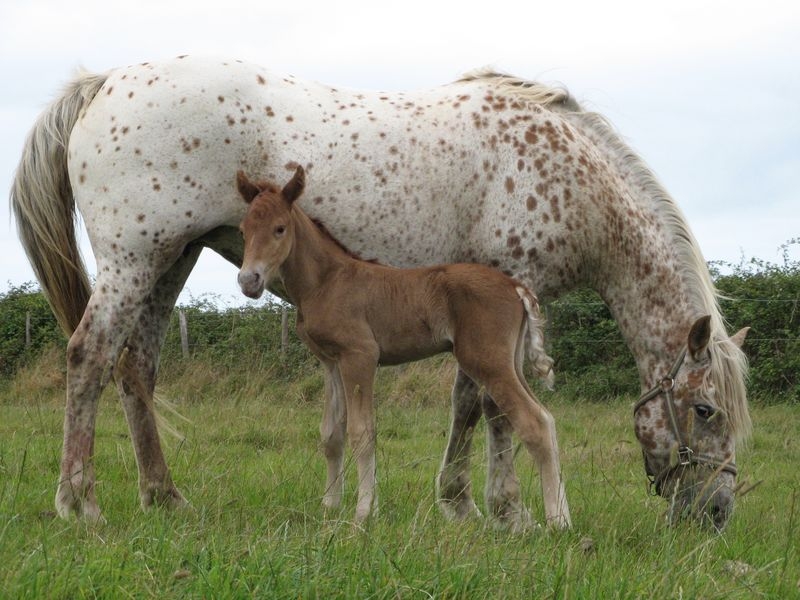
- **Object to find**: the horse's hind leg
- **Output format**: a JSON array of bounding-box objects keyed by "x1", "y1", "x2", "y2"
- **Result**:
[
  {"x1": 56, "y1": 273, "x2": 157, "y2": 521},
  {"x1": 114, "y1": 245, "x2": 202, "y2": 510},
  {"x1": 437, "y1": 368, "x2": 483, "y2": 520}
]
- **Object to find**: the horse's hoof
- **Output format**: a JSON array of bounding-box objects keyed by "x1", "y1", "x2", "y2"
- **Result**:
[
  {"x1": 438, "y1": 498, "x2": 483, "y2": 521},
  {"x1": 140, "y1": 484, "x2": 189, "y2": 511}
]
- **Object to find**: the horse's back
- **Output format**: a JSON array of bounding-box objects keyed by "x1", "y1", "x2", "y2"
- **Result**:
[{"x1": 68, "y1": 56, "x2": 615, "y2": 296}]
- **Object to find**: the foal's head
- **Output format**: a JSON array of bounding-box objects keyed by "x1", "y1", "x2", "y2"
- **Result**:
[{"x1": 236, "y1": 166, "x2": 305, "y2": 298}]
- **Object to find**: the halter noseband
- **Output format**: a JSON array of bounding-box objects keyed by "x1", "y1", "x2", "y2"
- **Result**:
[{"x1": 633, "y1": 348, "x2": 738, "y2": 496}]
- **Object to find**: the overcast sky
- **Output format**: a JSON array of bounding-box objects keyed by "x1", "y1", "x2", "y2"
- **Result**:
[{"x1": 1, "y1": 0, "x2": 798, "y2": 307}]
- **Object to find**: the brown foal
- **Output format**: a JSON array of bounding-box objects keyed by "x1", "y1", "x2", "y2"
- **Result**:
[{"x1": 236, "y1": 166, "x2": 570, "y2": 529}]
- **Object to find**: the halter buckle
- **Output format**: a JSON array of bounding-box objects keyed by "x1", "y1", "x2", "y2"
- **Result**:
[
  {"x1": 677, "y1": 446, "x2": 694, "y2": 467},
  {"x1": 646, "y1": 475, "x2": 659, "y2": 496},
  {"x1": 660, "y1": 377, "x2": 675, "y2": 393}
]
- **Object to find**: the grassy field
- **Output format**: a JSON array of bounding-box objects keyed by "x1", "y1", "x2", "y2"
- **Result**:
[{"x1": 1, "y1": 355, "x2": 798, "y2": 598}]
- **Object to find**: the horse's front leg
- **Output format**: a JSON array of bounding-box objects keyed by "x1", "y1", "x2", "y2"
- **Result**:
[
  {"x1": 437, "y1": 369, "x2": 483, "y2": 520},
  {"x1": 483, "y1": 379, "x2": 571, "y2": 530},
  {"x1": 482, "y1": 395, "x2": 533, "y2": 531},
  {"x1": 337, "y1": 350, "x2": 379, "y2": 524},
  {"x1": 319, "y1": 364, "x2": 347, "y2": 511}
]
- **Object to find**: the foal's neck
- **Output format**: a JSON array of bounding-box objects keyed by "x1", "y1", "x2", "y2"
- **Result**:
[{"x1": 280, "y1": 207, "x2": 355, "y2": 305}]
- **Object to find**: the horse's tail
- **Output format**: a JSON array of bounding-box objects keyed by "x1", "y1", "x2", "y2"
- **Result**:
[
  {"x1": 515, "y1": 286, "x2": 555, "y2": 389},
  {"x1": 10, "y1": 70, "x2": 108, "y2": 336}
]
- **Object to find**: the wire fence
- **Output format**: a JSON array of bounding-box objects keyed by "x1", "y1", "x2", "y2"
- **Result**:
[
  {"x1": 3, "y1": 295, "x2": 798, "y2": 400},
  {"x1": 8, "y1": 296, "x2": 798, "y2": 350}
]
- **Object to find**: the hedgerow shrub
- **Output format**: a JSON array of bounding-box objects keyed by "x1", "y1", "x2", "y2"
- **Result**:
[
  {"x1": 3, "y1": 242, "x2": 798, "y2": 403},
  {"x1": 712, "y1": 241, "x2": 800, "y2": 403},
  {"x1": 0, "y1": 283, "x2": 64, "y2": 377}
]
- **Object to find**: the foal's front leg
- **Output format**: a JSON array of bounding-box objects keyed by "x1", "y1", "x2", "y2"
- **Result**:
[
  {"x1": 319, "y1": 364, "x2": 347, "y2": 510},
  {"x1": 337, "y1": 350, "x2": 379, "y2": 524}
]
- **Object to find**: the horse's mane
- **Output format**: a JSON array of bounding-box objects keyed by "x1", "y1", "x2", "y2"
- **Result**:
[
  {"x1": 461, "y1": 69, "x2": 751, "y2": 441},
  {"x1": 457, "y1": 68, "x2": 582, "y2": 112}
]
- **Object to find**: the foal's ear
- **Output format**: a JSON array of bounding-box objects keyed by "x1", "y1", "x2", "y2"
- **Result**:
[
  {"x1": 282, "y1": 165, "x2": 306, "y2": 204},
  {"x1": 236, "y1": 170, "x2": 261, "y2": 204},
  {"x1": 687, "y1": 315, "x2": 712, "y2": 361}
]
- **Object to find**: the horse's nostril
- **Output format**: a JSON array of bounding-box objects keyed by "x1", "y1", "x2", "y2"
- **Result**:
[{"x1": 708, "y1": 489, "x2": 734, "y2": 529}]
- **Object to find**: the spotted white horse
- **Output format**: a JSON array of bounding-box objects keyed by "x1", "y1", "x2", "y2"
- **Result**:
[{"x1": 11, "y1": 56, "x2": 750, "y2": 529}]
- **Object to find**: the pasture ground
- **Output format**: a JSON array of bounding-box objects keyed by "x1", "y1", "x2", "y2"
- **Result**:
[{"x1": 1, "y1": 355, "x2": 798, "y2": 598}]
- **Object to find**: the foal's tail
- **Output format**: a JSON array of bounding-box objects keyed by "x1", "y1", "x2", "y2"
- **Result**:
[
  {"x1": 10, "y1": 70, "x2": 108, "y2": 336},
  {"x1": 516, "y1": 286, "x2": 555, "y2": 389}
]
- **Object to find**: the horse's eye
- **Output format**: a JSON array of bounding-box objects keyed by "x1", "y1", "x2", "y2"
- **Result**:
[
  {"x1": 694, "y1": 404, "x2": 716, "y2": 420},
  {"x1": 275, "y1": 225, "x2": 286, "y2": 236}
]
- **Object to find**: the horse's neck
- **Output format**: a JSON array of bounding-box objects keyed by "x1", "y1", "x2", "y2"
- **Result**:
[
  {"x1": 547, "y1": 111, "x2": 716, "y2": 390},
  {"x1": 599, "y1": 259, "x2": 696, "y2": 389},
  {"x1": 281, "y1": 209, "x2": 353, "y2": 305}
]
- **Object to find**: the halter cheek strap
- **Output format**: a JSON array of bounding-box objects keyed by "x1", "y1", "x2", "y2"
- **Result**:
[{"x1": 634, "y1": 348, "x2": 737, "y2": 496}]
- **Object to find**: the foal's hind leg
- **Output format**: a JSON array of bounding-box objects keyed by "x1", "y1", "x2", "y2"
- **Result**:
[
  {"x1": 437, "y1": 368, "x2": 483, "y2": 520},
  {"x1": 482, "y1": 397, "x2": 533, "y2": 531},
  {"x1": 479, "y1": 371, "x2": 571, "y2": 529},
  {"x1": 114, "y1": 245, "x2": 202, "y2": 510}
]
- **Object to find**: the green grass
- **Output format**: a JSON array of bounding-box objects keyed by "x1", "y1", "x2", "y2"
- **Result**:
[{"x1": 0, "y1": 356, "x2": 798, "y2": 598}]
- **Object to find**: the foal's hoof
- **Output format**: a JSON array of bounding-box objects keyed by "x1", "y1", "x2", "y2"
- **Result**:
[{"x1": 55, "y1": 485, "x2": 105, "y2": 524}]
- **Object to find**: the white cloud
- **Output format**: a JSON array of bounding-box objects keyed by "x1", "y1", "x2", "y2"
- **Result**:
[{"x1": 1, "y1": 0, "x2": 798, "y2": 304}]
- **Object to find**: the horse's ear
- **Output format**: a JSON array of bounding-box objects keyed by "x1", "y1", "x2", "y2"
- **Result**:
[
  {"x1": 730, "y1": 326, "x2": 750, "y2": 349},
  {"x1": 687, "y1": 315, "x2": 712, "y2": 361},
  {"x1": 282, "y1": 165, "x2": 305, "y2": 205},
  {"x1": 236, "y1": 171, "x2": 261, "y2": 204}
]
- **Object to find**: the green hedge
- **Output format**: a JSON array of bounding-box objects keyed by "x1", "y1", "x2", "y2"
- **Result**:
[
  {"x1": 2, "y1": 245, "x2": 798, "y2": 402},
  {"x1": 0, "y1": 283, "x2": 65, "y2": 377}
]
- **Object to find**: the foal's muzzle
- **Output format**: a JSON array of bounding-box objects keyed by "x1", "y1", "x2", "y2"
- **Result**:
[{"x1": 238, "y1": 270, "x2": 265, "y2": 299}]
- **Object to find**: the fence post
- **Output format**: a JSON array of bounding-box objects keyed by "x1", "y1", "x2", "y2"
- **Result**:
[
  {"x1": 25, "y1": 312, "x2": 32, "y2": 348},
  {"x1": 179, "y1": 309, "x2": 189, "y2": 358},
  {"x1": 281, "y1": 306, "x2": 289, "y2": 355}
]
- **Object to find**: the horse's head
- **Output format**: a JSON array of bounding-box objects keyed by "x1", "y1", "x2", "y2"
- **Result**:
[
  {"x1": 236, "y1": 166, "x2": 306, "y2": 298},
  {"x1": 634, "y1": 315, "x2": 749, "y2": 530}
]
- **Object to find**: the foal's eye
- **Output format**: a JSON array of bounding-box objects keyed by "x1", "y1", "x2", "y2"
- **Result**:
[
  {"x1": 275, "y1": 225, "x2": 286, "y2": 236},
  {"x1": 694, "y1": 404, "x2": 716, "y2": 420}
]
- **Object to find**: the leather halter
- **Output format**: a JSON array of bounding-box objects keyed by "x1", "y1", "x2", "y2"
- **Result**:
[{"x1": 633, "y1": 348, "x2": 738, "y2": 496}]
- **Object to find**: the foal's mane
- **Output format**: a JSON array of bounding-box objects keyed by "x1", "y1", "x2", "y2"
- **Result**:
[
  {"x1": 309, "y1": 217, "x2": 380, "y2": 264},
  {"x1": 459, "y1": 69, "x2": 751, "y2": 441}
]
